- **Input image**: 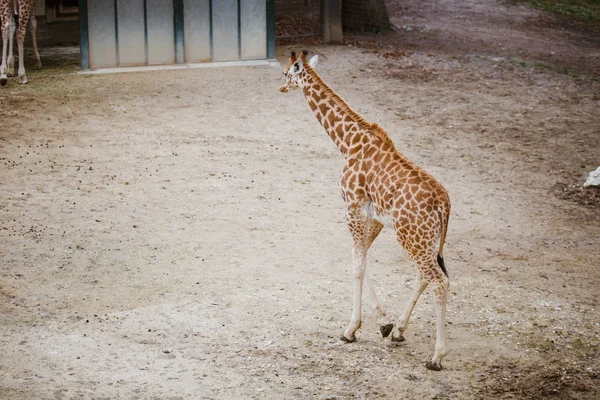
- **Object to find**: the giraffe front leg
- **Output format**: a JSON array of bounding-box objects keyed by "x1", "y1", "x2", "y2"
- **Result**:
[
  {"x1": 341, "y1": 209, "x2": 370, "y2": 343},
  {"x1": 341, "y1": 245, "x2": 366, "y2": 343},
  {"x1": 426, "y1": 277, "x2": 449, "y2": 371},
  {"x1": 362, "y1": 219, "x2": 393, "y2": 337}
]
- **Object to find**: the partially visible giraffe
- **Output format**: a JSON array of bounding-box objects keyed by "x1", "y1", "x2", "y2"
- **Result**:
[
  {"x1": 279, "y1": 51, "x2": 452, "y2": 370},
  {"x1": 1, "y1": 0, "x2": 41, "y2": 86}
]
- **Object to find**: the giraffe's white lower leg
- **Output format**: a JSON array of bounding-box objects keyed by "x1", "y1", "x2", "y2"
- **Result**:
[
  {"x1": 6, "y1": 55, "x2": 13, "y2": 76},
  {"x1": 0, "y1": 38, "x2": 7, "y2": 86},
  {"x1": 426, "y1": 278, "x2": 449, "y2": 371},
  {"x1": 17, "y1": 41, "x2": 26, "y2": 84},
  {"x1": 1, "y1": 19, "x2": 10, "y2": 85},
  {"x1": 7, "y1": 16, "x2": 14, "y2": 75},
  {"x1": 341, "y1": 248, "x2": 365, "y2": 343},
  {"x1": 392, "y1": 277, "x2": 428, "y2": 342}
]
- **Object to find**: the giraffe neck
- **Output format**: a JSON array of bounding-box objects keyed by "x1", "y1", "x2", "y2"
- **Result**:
[{"x1": 300, "y1": 67, "x2": 370, "y2": 158}]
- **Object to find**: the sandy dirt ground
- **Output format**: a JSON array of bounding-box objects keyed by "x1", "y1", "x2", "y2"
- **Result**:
[{"x1": 1, "y1": 0, "x2": 600, "y2": 399}]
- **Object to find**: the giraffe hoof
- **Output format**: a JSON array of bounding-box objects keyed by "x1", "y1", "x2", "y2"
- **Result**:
[
  {"x1": 426, "y1": 361, "x2": 442, "y2": 371},
  {"x1": 380, "y1": 324, "x2": 394, "y2": 338},
  {"x1": 391, "y1": 334, "x2": 405, "y2": 343},
  {"x1": 0, "y1": 77, "x2": 7, "y2": 87},
  {"x1": 340, "y1": 334, "x2": 356, "y2": 343}
]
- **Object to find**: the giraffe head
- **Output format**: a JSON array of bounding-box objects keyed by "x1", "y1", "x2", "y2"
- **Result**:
[{"x1": 279, "y1": 50, "x2": 319, "y2": 93}]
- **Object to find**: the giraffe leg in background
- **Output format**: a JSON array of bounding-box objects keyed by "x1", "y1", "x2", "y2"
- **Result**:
[
  {"x1": 16, "y1": 2, "x2": 30, "y2": 84},
  {"x1": 0, "y1": 10, "x2": 11, "y2": 85},
  {"x1": 6, "y1": 13, "x2": 15, "y2": 76},
  {"x1": 30, "y1": 14, "x2": 41, "y2": 69}
]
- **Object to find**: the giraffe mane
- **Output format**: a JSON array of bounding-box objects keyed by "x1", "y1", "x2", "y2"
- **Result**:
[{"x1": 303, "y1": 64, "x2": 396, "y2": 149}]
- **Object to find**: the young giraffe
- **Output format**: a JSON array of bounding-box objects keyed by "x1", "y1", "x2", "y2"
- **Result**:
[
  {"x1": 279, "y1": 51, "x2": 451, "y2": 370},
  {"x1": 0, "y1": 0, "x2": 41, "y2": 86}
]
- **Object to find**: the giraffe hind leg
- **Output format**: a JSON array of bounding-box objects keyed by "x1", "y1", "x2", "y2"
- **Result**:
[
  {"x1": 425, "y1": 276, "x2": 449, "y2": 370},
  {"x1": 391, "y1": 258, "x2": 449, "y2": 371},
  {"x1": 391, "y1": 207, "x2": 450, "y2": 369},
  {"x1": 391, "y1": 274, "x2": 428, "y2": 343}
]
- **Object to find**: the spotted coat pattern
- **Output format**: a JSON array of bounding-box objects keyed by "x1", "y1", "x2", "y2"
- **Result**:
[
  {"x1": 279, "y1": 51, "x2": 452, "y2": 371},
  {"x1": 1, "y1": 0, "x2": 40, "y2": 86}
]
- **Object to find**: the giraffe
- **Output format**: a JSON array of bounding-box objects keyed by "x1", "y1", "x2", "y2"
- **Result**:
[
  {"x1": 279, "y1": 51, "x2": 452, "y2": 371},
  {"x1": 1, "y1": 0, "x2": 41, "y2": 86}
]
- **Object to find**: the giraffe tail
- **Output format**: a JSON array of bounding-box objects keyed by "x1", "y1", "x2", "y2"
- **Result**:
[
  {"x1": 437, "y1": 254, "x2": 448, "y2": 278},
  {"x1": 436, "y1": 204, "x2": 450, "y2": 278}
]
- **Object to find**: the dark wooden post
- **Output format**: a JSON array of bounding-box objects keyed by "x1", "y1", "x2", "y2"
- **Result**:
[
  {"x1": 174, "y1": 0, "x2": 184, "y2": 64},
  {"x1": 79, "y1": 0, "x2": 89, "y2": 69},
  {"x1": 322, "y1": 0, "x2": 342, "y2": 44}
]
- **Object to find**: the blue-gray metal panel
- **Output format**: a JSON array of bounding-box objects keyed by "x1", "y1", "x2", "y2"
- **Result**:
[
  {"x1": 87, "y1": 0, "x2": 117, "y2": 69},
  {"x1": 146, "y1": 0, "x2": 176, "y2": 65},
  {"x1": 183, "y1": 0, "x2": 211, "y2": 63},
  {"x1": 240, "y1": 0, "x2": 266, "y2": 60},
  {"x1": 212, "y1": 0, "x2": 239, "y2": 61},
  {"x1": 117, "y1": 0, "x2": 146, "y2": 66},
  {"x1": 266, "y1": 0, "x2": 275, "y2": 59}
]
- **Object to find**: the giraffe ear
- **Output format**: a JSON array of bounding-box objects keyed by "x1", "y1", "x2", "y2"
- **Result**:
[
  {"x1": 309, "y1": 55, "x2": 318, "y2": 68},
  {"x1": 290, "y1": 59, "x2": 304, "y2": 75}
]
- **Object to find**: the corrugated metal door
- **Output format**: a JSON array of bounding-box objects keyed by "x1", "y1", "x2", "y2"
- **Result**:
[
  {"x1": 116, "y1": 0, "x2": 145, "y2": 66},
  {"x1": 147, "y1": 0, "x2": 176, "y2": 65},
  {"x1": 83, "y1": 0, "x2": 270, "y2": 70},
  {"x1": 183, "y1": 0, "x2": 211, "y2": 63}
]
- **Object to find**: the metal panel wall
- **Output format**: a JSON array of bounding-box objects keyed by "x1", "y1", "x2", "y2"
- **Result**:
[
  {"x1": 183, "y1": 0, "x2": 211, "y2": 63},
  {"x1": 212, "y1": 0, "x2": 239, "y2": 62},
  {"x1": 117, "y1": 0, "x2": 146, "y2": 66},
  {"x1": 87, "y1": 0, "x2": 117, "y2": 69},
  {"x1": 82, "y1": 0, "x2": 273, "y2": 69},
  {"x1": 146, "y1": 0, "x2": 176, "y2": 65},
  {"x1": 241, "y1": 0, "x2": 267, "y2": 60}
]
